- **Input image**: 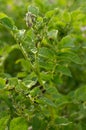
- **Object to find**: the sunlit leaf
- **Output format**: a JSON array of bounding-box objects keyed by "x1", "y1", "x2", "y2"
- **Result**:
[
  {"x1": 0, "y1": 116, "x2": 9, "y2": 130},
  {"x1": 10, "y1": 117, "x2": 28, "y2": 130},
  {"x1": 59, "y1": 35, "x2": 75, "y2": 48}
]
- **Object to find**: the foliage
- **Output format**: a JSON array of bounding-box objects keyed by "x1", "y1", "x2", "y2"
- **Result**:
[{"x1": 0, "y1": 0, "x2": 86, "y2": 130}]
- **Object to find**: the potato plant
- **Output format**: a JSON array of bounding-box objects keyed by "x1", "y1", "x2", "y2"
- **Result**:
[{"x1": 0, "y1": 0, "x2": 86, "y2": 130}]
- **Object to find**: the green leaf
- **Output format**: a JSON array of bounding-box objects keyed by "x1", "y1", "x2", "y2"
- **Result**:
[
  {"x1": 62, "y1": 11, "x2": 71, "y2": 23},
  {"x1": 40, "y1": 71, "x2": 52, "y2": 81},
  {"x1": 39, "y1": 47, "x2": 55, "y2": 59},
  {"x1": 0, "y1": 78, "x2": 5, "y2": 89},
  {"x1": 71, "y1": 10, "x2": 85, "y2": 21},
  {"x1": 53, "y1": 74, "x2": 63, "y2": 85},
  {"x1": 55, "y1": 117, "x2": 72, "y2": 126},
  {"x1": 0, "y1": 12, "x2": 7, "y2": 19},
  {"x1": 0, "y1": 13, "x2": 16, "y2": 30},
  {"x1": 45, "y1": 8, "x2": 59, "y2": 19},
  {"x1": 38, "y1": 97, "x2": 56, "y2": 107},
  {"x1": 17, "y1": 72, "x2": 27, "y2": 78},
  {"x1": 55, "y1": 65, "x2": 72, "y2": 77},
  {"x1": 15, "y1": 29, "x2": 26, "y2": 41},
  {"x1": 10, "y1": 117, "x2": 28, "y2": 130},
  {"x1": 28, "y1": 5, "x2": 39, "y2": 16},
  {"x1": 30, "y1": 87, "x2": 40, "y2": 97},
  {"x1": 23, "y1": 28, "x2": 35, "y2": 50},
  {"x1": 74, "y1": 86, "x2": 86, "y2": 101},
  {"x1": 56, "y1": 95, "x2": 69, "y2": 107},
  {"x1": 58, "y1": 51, "x2": 81, "y2": 64},
  {"x1": 47, "y1": 30, "x2": 58, "y2": 40},
  {"x1": 45, "y1": 10, "x2": 55, "y2": 18},
  {"x1": 59, "y1": 35, "x2": 75, "y2": 48},
  {"x1": 0, "y1": 116, "x2": 9, "y2": 130},
  {"x1": 38, "y1": 58, "x2": 54, "y2": 70},
  {"x1": 32, "y1": 116, "x2": 41, "y2": 130},
  {"x1": 20, "y1": 59, "x2": 31, "y2": 72}
]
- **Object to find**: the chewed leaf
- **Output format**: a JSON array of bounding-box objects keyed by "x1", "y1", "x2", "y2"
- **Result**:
[
  {"x1": 47, "y1": 30, "x2": 58, "y2": 40},
  {"x1": 28, "y1": 5, "x2": 39, "y2": 16}
]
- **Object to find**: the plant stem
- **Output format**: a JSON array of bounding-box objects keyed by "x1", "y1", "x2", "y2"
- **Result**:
[{"x1": 18, "y1": 42, "x2": 45, "y2": 90}]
